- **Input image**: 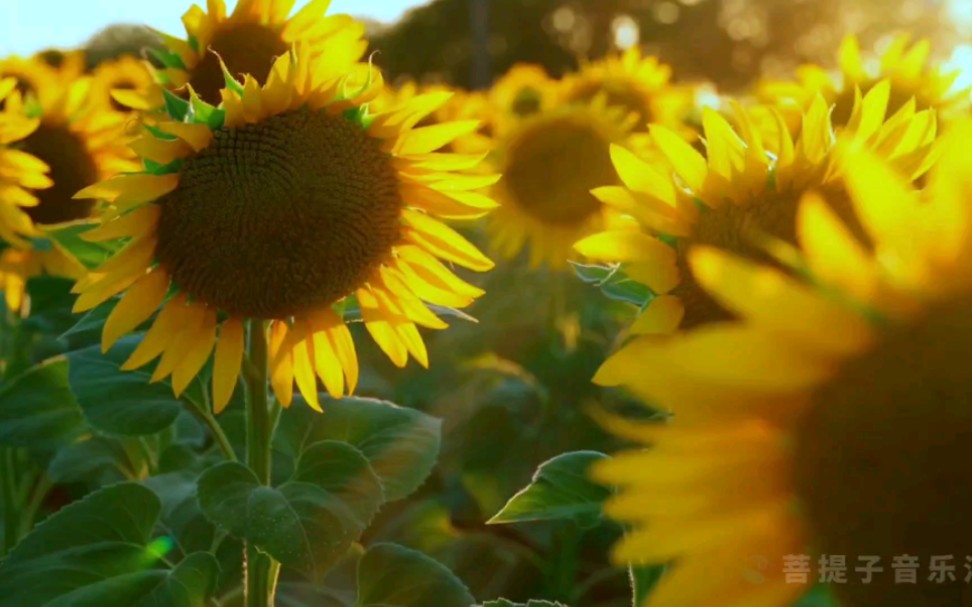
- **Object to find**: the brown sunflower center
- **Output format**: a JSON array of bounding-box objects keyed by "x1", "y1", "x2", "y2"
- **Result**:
[
  {"x1": 510, "y1": 87, "x2": 542, "y2": 117},
  {"x1": 189, "y1": 23, "x2": 288, "y2": 105},
  {"x1": 793, "y1": 297, "x2": 972, "y2": 607},
  {"x1": 20, "y1": 122, "x2": 99, "y2": 225},
  {"x1": 155, "y1": 107, "x2": 403, "y2": 319},
  {"x1": 567, "y1": 80, "x2": 651, "y2": 129},
  {"x1": 675, "y1": 185, "x2": 865, "y2": 329},
  {"x1": 502, "y1": 115, "x2": 616, "y2": 226}
]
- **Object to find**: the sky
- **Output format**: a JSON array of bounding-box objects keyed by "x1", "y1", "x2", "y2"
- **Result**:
[{"x1": 0, "y1": 0, "x2": 428, "y2": 56}]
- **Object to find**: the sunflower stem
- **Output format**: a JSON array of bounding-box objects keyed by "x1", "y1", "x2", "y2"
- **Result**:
[{"x1": 243, "y1": 320, "x2": 279, "y2": 607}]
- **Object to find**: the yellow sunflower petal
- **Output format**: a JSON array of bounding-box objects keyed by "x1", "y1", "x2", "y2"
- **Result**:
[
  {"x1": 630, "y1": 294, "x2": 684, "y2": 335},
  {"x1": 212, "y1": 318, "x2": 245, "y2": 414},
  {"x1": 101, "y1": 268, "x2": 171, "y2": 353}
]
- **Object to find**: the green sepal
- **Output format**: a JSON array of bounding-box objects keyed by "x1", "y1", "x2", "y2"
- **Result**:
[
  {"x1": 188, "y1": 90, "x2": 225, "y2": 130},
  {"x1": 187, "y1": 34, "x2": 200, "y2": 54},
  {"x1": 657, "y1": 232, "x2": 679, "y2": 247},
  {"x1": 27, "y1": 236, "x2": 53, "y2": 252},
  {"x1": 147, "y1": 47, "x2": 187, "y2": 70},
  {"x1": 143, "y1": 123, "x2": 179, "y2": 142},
  {"x1": 570, "y1": 262, "x2": 656, "y2": 308},
  {"x1": 343, "y1": 105, "x2": 369, "y2": 127},
  {"x1": 163, "y1": 89, "x2": 190, "y2": 122},
  {"x1": 144, "y1": 158, "x2": 184, "y2": 176},
  {"x1": 219, "y1": 58, "x2": 244, "y2": 96}
]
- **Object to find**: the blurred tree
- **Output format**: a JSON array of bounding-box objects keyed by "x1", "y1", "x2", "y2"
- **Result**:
[
  {"x1": 369, "y1": 0, "x2": 955, "y2": 91},
  {"x1": 83, "y1": 24, "x2": 163, "y2": 70}
]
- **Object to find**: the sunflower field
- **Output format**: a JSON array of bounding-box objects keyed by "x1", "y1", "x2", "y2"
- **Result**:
[{"x1": 0, "y1": 0, "x2": 971, "y2": 605}]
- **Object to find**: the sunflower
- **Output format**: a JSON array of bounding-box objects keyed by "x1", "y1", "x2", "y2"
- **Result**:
[
  {"x1": 0, "y1": 74, "x2": 134, "y2": 312},
  {"x1": 72, "y1": 44, "x2": 496, "y2": 414},
  {"x1": 0, "y1": 57, "x2": 57, "y2": 103},
  {"x1": 35, "y1": 49, "x2": 88, "y2": 77},
  {"x1": 91, "y1": 55, "x2": 156, "y2": 113},
  {"x1": 559, "y1": 47, "x2": 693, "y2": 134},
  {"x1": 593, "y1": 120, "x2": 972, "y2": 607},
  {"x1": 489, "y1": 64, "x2": 555, "y2": 128},
  {"x1": 759, "y1": 34, "x2": 966, "y2": 134},
  {"x1": 575, "y1": 81, "x2": 937, "y2": 332},
  {"x1": 487, "y1": 98, "x2": 639, "y2": 269},
  {"x1": 133, "y1": 0, "x2": 366, "y2": 108}
]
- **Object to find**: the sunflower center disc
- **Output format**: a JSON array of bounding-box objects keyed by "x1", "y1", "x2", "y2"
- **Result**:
[
  {"x1": 793, "y1": 298, "x2": 972, "y2": 607},
  {"x1": 156, "y1": 107, "x2": 403, "y2": 319},
  {"x1": 20, "y1": 122, "x2": 98, "y2": 225},
  {"x1": 502, "y1": 115, "x2": 616, "y2": 226},
  {"x1": 676, "y1": 185, "x2": 864, "y2": 329},
  {"x1": 510, "y1": 88, "x2": 542, "y2": 117},
  {"x1": 190, "y1": 23, "x2": 288, "y2": 105}
]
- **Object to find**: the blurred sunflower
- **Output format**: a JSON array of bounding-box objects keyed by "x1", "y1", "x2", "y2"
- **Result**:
[
  {"x1": 0, "y1": 57, "x2": 57, "y2": 103},
  {"x1": 135, "y1": 0, "x2": 366, "y2": 107},
  {"x1": 489, "y1": 64, "x2": 555, "y2": 127},
  {"x1": 576, "y1": 81, "x2": 937, "y2": 332},
  {"x1": 487, "y1": 99, "x2": 638, "y2": 269},
  {"x1": 35, "y1": 49, "x2": 88, "y2": 77},
  {"x1": 73, "y1": 44, "x2": 495, "y2": 413},
  {"x1": 593, "y1": 123, "x2": 972, "y2": 607},
  {"x1": 0, "y1": 74, "x2": 134, "y2": 312},
  {"x1": 91, "y1": 55, "x2": 155, "y2": 113},
  {"x1": 559, "y1": 47, "x2": 693, "y2": 135},
  {"x1": 760, "y1": 34, "x2": 966, "y2": 133}
]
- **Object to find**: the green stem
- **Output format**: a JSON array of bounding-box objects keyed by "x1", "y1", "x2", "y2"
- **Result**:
[
  {"x1": 243, "y1": 320, "x2": 278, "y2": 607},
  {"x1": 18, "y1": 473, "x2": 51, "y2": 539},
  {"x1": 201, "y1": 407, "x2": 238, "y2": 462}
]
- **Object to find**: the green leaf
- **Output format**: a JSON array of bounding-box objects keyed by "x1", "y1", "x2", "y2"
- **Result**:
[
  {"x1": 488, "y1": 451, "x2": 610, "y2": 527},
  {"x1": 355, "y1": 543, "x2": 474, "y2": 607},
  {"x1": 144, "y1": 472, "x2": 216, "y2": 556},
  {"x1": 276, "y1": 396, "x2": 441, "y2": 502},
  {"x1": 66, "y1": 336, "x2": 183, "y2": 436},
  {"x1": 478, "y1": 601, "x2": 569, "y2": 607},
  {"x1": 197, "y1": 440, "x2": 383, "y2": 581},
  {"x1": 48, "y1": 436, "x2": 142, "y2": 485},
  {"x1": 44, "y1": 222, "x2": 121, "y2": 269},
  {"x1": 0, "y1": 358, "x2": 85, "y2": 449},
  {"x1": 0, "y1": 483, "x2": 216, "y2": 607},
  {"x1": 135, "y1": 552, "x2": 220, "y2": 607},
  {"x1": 59, "y1": 303, "x2": 113, "y2": 351}
]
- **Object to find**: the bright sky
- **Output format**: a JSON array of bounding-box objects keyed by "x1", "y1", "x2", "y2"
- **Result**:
[{"x1": 0, "y1": 0, "x2": 428, "y2": 56}]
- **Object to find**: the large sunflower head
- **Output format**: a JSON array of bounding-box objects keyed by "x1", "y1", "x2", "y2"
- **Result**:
[
  {"x1": 73, "y1": 43, "x2": 496, "y2": 414},
  {"x1": 593, "y1": 120, "x2": 972, "y2": 607},
  {"x1": 487, "y1": 97, "x2": 639, "y2": 269},
  {"x1": 0, "y1": 73, "x2": 135, "y2": 312},
  {"x1": 760, "y1": 34, "x2": 967, "y2": 134},
  {"x1": 559, "y1": 47, "x2": 693, "y2": 134},
  {"x1": 576, "y1": 81, "x2": 938, "y2": 332},
  {"x1": 141, "y1": 0, "x2": 366, "y2": 107}
]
